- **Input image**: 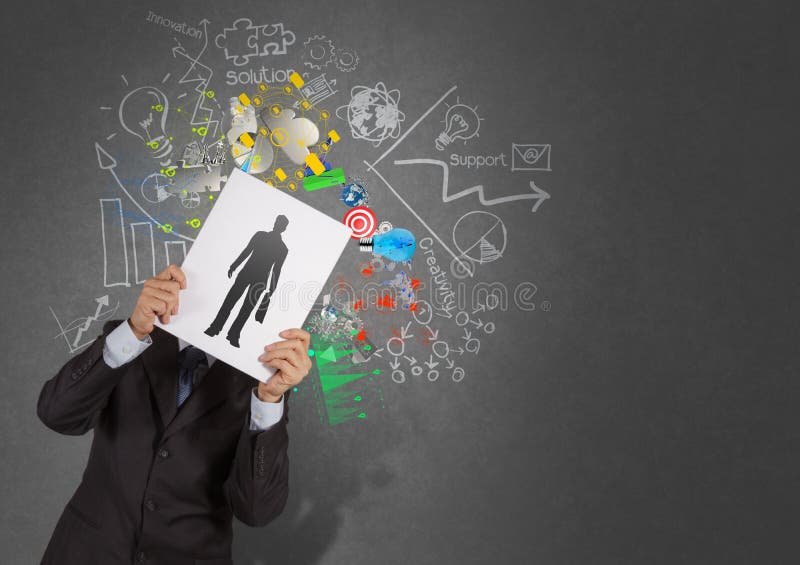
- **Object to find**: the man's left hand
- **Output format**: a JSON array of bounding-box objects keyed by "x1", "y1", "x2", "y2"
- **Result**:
[{"x1": 257, "y1": 328, "x2": 313, "y2": 403}]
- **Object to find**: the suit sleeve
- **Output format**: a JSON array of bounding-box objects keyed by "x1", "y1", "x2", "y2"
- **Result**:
[
  {"x1": 224, "y1": 387, "x2": 292, "y2": 527},
  {"x1": 37, "y1": 319, "x2": 128, "y2": 436}
]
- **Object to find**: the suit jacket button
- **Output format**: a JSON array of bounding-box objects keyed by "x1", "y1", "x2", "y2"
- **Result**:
[
  {"x1": 145, "y1": 499, "x2": 157, "y2": 511},
  {"x1": 158, "y1": 449, "x2": 169, "y2": 459},
  {"x1": 135, "y1": 551, "x2": 146, "y2": 563}
]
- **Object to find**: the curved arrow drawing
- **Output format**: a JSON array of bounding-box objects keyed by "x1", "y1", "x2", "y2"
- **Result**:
[{"x1": 95, "y1": 142, "x2": 195, "y2": 242}]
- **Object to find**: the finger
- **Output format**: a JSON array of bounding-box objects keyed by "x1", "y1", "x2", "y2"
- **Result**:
[
  {"x1": 156, "y1": 264, "x2": 187, "y2": 289},
  {"x1": 145, "y1": 278, "x2": 181, "y2": 296},
  {"x1": 278, "y1": 328, "x2": 310, "y2": 348},
  {"x1": 259, "y1": 347, "x2": 303, "y2": 367},
  {"x1": 142, "y1": 296, "x2": 170, "y2": 322},
  {"x1": 143, "y1": 281, "x2": 181, "y2": 314},
  {"x1": 263, "y1": 357, "x2": 295, "y2": 378},
  {"x1": 264, "y1": 338, "x2": 305, "y2": 352},
  {"x1": 142, "y1": 287, "x2": 178, "y2": 314}
]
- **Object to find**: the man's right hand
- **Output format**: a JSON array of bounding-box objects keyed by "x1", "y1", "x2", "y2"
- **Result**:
[{"x1": 128, "y1": 264, "x2": 187, "y2": 340}]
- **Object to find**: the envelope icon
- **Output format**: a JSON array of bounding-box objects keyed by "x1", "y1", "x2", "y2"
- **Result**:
[{"x1": 511, "y1": 143, "x2": 551, "y2": 172}]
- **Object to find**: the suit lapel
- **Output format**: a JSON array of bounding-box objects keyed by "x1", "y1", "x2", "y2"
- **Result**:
[
  {"x1": 142, "y1": 327, "x2": 253, "y2": 439},
  {"x1": 141, "y1": 326, "x2": 179, "y2": 430},
  {"x1": 161, "y1": 360, "x2": 231, "y2": 440}
]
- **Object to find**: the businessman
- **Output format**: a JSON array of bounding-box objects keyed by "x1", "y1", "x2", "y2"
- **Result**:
[
  {"x1": 38, "y1": 264, "x2": 312, "y2": 565},
  {"x1": 205, "y1": 215, "x2": 289, "y2": 347}
]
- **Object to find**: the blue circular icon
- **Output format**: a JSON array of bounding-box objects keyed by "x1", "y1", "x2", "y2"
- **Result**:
[{"x1": 341, "y1": 182, "x2": 368, "y2": 207}]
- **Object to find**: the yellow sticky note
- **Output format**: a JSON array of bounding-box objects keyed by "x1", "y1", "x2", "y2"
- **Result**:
[
  {"x1": 289, "y1": 71, "x2": 304, "y2": 88},
  {"x1": 305, "y1": 153, "x2": 326, "y2": 175},
  {"x1": 240, "y1": 132, "x2": 254, "y2": 148},
  {"x1": 275, "y1": 168, "x2": 287, "y2": 181},
  {"x1": 328, "y1": 130, "x2": 340, "y2": 143},
  {"x1": 238, "y1": 93, "x2": 251, "y2": 106}
]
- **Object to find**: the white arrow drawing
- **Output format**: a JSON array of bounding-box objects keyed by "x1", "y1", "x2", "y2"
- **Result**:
[
  {"x1": 95, "y1": 143, "x2": 195, "y2": 242},
  {"x1": 393, "y1": 158, "x2": 551, "y2": 212},
  {"x1": 424, "y1": 355, "x2": 439, "y2": 369},
  {"x1": 171, "y1": 19, "x2": 220, "y2": 138},
  {"x1": 403, "y1": 355, "x2": 418, "y2": 365},
  {"x1": 72, "y1": 296, "x2": 110, "y2": 348},
  {"x1": 400, "y1": 322, "x2": 414, "y2": 340},
  {"x1": 390, "y1": 357, "x2": 401, "y2": 370},
  {"x1": 424, "y1": 326, "x2": 439, "y2": 340}
]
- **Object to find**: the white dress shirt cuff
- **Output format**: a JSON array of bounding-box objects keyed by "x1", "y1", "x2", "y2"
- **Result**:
[
  {"x1": 102, "y1": 321, "x2": 153, "y2": 369},
  {"x1": 249, "y1": 388, "x2": 284, "y2": 431}
]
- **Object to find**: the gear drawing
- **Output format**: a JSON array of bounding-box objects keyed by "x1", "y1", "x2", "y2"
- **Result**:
[
  {"x1": 335, "y1": 46, "x2": 359, "y2": 72},
  {"x1": 302, "y1": 35, "x2": 335, "y2": 70}
]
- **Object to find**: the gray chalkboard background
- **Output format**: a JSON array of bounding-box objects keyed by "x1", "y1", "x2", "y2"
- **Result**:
[{"x1": 2, "y1": 1, "x2": 798, "y2": 563}]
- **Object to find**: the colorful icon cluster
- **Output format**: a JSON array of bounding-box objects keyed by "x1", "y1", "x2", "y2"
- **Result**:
[
  {"x1": 226, "y1": 71, "x2": 342, "y2": 192},
  {"x1": 337, "y1": 190, "x2": 416, "y2": 262}
]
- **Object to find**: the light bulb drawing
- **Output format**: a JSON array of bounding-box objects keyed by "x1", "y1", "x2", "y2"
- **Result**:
[
  {"x1": 118, "y1": 86, "x2": 173, "y2": 160},
  {"x1": 434, "y1": 98, "x2": 482, "y2": 151},
  {"x1": 359, "y1": 228, "x2": 417, "y2": 262}
]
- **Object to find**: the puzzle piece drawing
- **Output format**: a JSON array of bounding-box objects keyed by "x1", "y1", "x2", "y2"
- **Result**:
[
  {"x1": 258, "y1": 23, "x2": 296, "y2": 56},
  {"x1": 216, "y1": 19, "x2": 296, "y2": 65},
  {"x1": 215, "y1": 18, "x2": 260, "y2": 66}
]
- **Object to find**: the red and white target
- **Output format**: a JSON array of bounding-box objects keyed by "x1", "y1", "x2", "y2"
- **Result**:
[{"x1": 343, "y1": 206, "x2": 377, "y2": 239}]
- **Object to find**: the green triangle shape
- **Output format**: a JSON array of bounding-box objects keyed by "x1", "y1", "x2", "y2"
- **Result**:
[
  {"x1": 319, "y1": 345, "x2": 337, "y2": 363},
  {"x1": 320, "y1": 371, "x2": 369, "y2": 392}
]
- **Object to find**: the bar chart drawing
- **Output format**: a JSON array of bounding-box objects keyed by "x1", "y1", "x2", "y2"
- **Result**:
[
  {"x1": 100, "y1": 198, "x2": 130, "y2": 287},
  {"x1": 164, "y1": 241, "x2": 187, "y2": 267},
  {"x1": 130, "y1": 222, "x2": 156, "y2": 284}
]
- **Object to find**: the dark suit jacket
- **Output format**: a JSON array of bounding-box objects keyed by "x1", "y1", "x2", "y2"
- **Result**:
[{"x1": 37, "y1": 319, "x2": 291, "y2": 565}]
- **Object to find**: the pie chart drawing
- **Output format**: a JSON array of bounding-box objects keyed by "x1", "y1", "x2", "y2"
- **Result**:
[{"x1": 452, "y1": 211, "x2": 507, "y2": 264}]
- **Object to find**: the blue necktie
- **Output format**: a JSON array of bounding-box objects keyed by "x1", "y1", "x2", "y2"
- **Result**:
[{"x1": 177, "y1": 345, "x2": 208, "y2": 408}]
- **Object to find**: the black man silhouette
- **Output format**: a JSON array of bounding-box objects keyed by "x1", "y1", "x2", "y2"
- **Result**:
[{"x1": 204, "y1": 215, "x2": 289, "y2": 347}]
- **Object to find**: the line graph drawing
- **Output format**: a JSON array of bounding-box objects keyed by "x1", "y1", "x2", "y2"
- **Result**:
[
  {"x1": 50, "y1": 295, "x2": 120, "y2": 353},
  {"x1": 164, "y1": 240, "x2": 187, "y2": 267},
  {"x1": 100, "y1": 198, "x2": 130, "y2": 287},
  {"x1": 130, "y1": 222, "x2": 156, "y2": 283},
  {"x1": 393, "y1": 158, "x2": 551, "y2": 210},
  {"x1": 171, "y1": 19, "x2": 220, "y2": 140}
]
